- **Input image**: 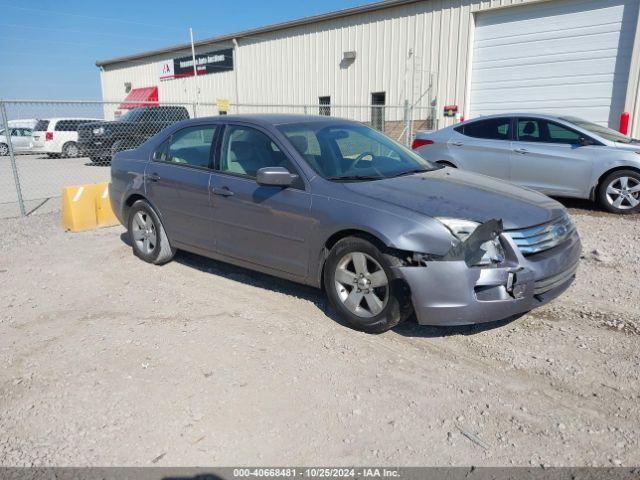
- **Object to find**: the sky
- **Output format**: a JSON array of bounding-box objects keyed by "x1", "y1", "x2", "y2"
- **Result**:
[{"x1": 0, "y1": 0, "x2": 367, "y2": 101}]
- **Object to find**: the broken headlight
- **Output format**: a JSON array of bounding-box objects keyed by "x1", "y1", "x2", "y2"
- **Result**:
[{"x1": 436, "y1": 217, "x2": 505, "y2": 266}]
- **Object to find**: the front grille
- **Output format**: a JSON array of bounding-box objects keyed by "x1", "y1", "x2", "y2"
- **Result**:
[
  {"x1": 505, "y1": 214, "x2": 576, "y2": 256},
  {"x1": 534, "y1": 261, "x2": 579, "y2": 295}
]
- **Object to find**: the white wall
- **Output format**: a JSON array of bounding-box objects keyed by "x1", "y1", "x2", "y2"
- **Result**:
[{"x1": 99, "y1": 0, "x2": 640, "y2": 135}]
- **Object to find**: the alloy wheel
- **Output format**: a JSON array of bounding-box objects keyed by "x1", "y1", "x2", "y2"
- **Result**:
[
  {"x1": 65, "y1": 143, "x2": 79, "y2": 158},
  {"x1": 0, "y1": 144, "x2": 8, "y2": 156},
  {"x1": 334, "y1": 251, "x2": 389, "y2": 318},
  {"x1": 131, "y1": 211, "x2": 157, "y2": 255},
  {"x1": 606, "y1": 176, "x2": 640, "y2": 210}
]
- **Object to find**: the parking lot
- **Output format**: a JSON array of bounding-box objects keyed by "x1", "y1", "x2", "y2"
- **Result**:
[
  {"x1": 0, "y1": 154, "x2": 110, "y2": 218},
  {"x1": 1, "y1": 204, "x2": 638, "y2": 466}
]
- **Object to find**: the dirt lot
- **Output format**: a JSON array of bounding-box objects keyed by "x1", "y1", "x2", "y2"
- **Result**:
[{"x1": 1, "y1": 203, "x2": 639, "y2": 467}]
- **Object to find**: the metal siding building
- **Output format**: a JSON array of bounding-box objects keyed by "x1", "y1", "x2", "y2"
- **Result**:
[{"x1": 97, "y1": 0, "x2": 640, "y2": 137}]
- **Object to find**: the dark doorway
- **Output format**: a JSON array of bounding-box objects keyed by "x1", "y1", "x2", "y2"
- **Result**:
[{"x1": 371, "y1": 92, "x2": 386, "y2": 131}]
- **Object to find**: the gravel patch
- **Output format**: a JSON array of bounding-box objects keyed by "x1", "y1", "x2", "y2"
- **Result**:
[{"x1": 0, "y1": 206, "x2": 638, "y2": 466}]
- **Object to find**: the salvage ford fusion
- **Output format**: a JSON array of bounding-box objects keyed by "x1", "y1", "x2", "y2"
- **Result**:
[{"x1": 109, "y1": 115, "x2": 581, "y2": 333}]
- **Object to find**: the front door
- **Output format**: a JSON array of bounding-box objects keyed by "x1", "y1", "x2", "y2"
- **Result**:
[
  {"x1": 145, "y1": 125, "x2": 218, "y2": 251},
  {"x1": 210, "y1": 124, "x2": 313, "y2": 278},
  {"x1": 509, "y1": 117, "x2": 595, "y2": 197}
]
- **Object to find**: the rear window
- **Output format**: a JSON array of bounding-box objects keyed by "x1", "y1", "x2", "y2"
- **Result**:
[{"x1": 34, "y1": 120, "x2": 50, "y2": 132}]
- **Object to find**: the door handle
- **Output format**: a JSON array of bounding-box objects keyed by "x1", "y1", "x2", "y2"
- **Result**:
[
  {"x1": 450, "y1": 141, "x2": 464, "y2": 147},
  {"x1": 212, "y1": 186, "x2": 234, "y2": 197},
  {"x1": 513, "y1": 148, "x2": 529, "y2": 155},
  {"x1": 148, "y1": 173, "x2": 161, "y2": 182}
]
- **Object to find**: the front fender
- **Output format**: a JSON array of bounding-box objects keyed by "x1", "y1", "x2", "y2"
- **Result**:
[{"x1": 307, "y1": 195, "x2": 454, "y2": 287}]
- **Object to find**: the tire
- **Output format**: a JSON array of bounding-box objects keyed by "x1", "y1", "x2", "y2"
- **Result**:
[
  {"x1": 62, "y1": 141, "x2": 79, "y2": 158},
  {"x1": 0, "y1": 143, "x2": 8, "y2": 156},
  {"x1": 323, "y1": 236, "x2": 412, "y2": 333},
  {"x1": 597, "y1": 170, "x2": 640, "y2": 214},
  {"x1": 47, "y1": 153, "x2": 60, "y2": 158},
  {"x1": 127, "y1": 200, "x2": 176, "y2": 265}
]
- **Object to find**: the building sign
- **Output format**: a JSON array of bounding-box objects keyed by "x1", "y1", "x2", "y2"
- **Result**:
[
  {"x1": 158, "y1": 59, "x2": 175, "y2": 80},
  {"x1": 158, "y1": 48, "x2": 233, "y2": 81}
]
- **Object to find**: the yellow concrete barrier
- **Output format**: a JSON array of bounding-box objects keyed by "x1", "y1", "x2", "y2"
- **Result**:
[
  {"x1": 61, "y1": 182, "x2": 118, "y2": 232},
  {"x1": 95, "y1": 182, "x2": 119, "y2": 228},
  {"x1": 62, "y1": 184, "x2": 100, "y2": 232}
]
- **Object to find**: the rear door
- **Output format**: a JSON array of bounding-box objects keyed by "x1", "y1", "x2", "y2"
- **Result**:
[
  {"x1": 447, "y1": 117, "x2": 513, "y2": 179},
  {"x1": 10, "y1": 128, "x2": 30, "y2": 152},
  {"x1": 145, "y1": 124, "x2": 218, "y2": 251},
  {"x1": 32, "y1": 120, "x2": 50, "y2": 149},
  {"x1": 509, "y1": 117, "x2": 596, "y2": 196},
  {"x1": 209, "y1": 123, "x2": 313, "y2": 277}
]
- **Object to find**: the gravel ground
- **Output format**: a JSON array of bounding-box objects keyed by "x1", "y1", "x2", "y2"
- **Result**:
[{"x1": 0, "y1": 203, "x2": 639, "y2": 466}]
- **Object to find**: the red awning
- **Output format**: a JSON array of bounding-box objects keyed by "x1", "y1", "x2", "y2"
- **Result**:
[{"x1": 118, "y1": 87, "x2": 158, "y2": 109}]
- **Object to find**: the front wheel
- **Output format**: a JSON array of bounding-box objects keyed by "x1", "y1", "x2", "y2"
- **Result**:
[
  {"x1": 127, "y1": 200, "x2": 176, "y2": 265},
  {"x1": 323, "y1": 237, "x2": 412, "y2": 333},
  {"x1": 598, "y1": 170, "x2": 640, "y2": 214},
  {"x1": 0, "y1": 143, "x2": 8, "y2": 156}
]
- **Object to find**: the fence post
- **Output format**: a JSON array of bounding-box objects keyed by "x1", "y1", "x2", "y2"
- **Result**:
[
  {"x1": 403, "y1": 100, "x2": 411, "y2": 147},
  {"x1": 0, "y1": 101, "x2": 26, "y2": 217}
]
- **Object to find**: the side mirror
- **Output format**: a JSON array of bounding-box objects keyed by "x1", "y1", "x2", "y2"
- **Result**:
[
  {"x1": 579, "y1": 137, "x2": 594, "y2": 146},
  {"x1": 256, "y1": 166, "x2": 295, "y2": 187}
]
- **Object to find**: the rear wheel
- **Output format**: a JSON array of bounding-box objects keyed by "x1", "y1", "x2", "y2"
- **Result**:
[
  {"x1": 62, "y1": 141, "x2": 79, "y2": 158},
  {"x1": 127, "y1": 200, "x2": 176, "y2": 265},
  {"x1": 323, "y1": 237, "x2": 412, "y2": 333},
  {"x1": 597, "y1": 170, "x2": 640, "y2": 214}
]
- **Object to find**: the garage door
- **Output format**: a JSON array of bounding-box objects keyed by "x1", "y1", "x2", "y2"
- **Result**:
[{"x1": 469, "y1": 0, "x2": 639, "y2": 127}]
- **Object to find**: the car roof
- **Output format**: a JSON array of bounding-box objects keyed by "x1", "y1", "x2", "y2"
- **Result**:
[
  {"x1": 38, "y1": 118, "x2": 101, "y2": 122},
  {"x1": 188, "y1": 114, "x2": 359, "y2": 126},
  {"x1": 462, "y1": 113, "x2": 573, "y2": 122}
]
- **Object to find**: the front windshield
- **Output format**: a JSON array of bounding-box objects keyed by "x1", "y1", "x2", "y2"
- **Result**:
[
  {"x1": 117, "y1": 109, "x2": 144, "y2": 122},
  {"x1": 561, "y1": 116, "x2": 635, "y2": 144},
  {"x1": 278, "y1": 122, "x2": 437, "y2": 180}
]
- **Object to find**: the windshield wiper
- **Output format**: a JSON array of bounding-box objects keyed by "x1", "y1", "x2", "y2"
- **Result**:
[
  {"x1": 390, "y1": 168, "x2": 432, "y2": 178},
  {"x1": 326, "y1": 175, "x2": 384, "y2": 182}
]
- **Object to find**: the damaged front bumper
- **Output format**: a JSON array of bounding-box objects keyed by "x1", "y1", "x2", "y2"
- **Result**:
[{"x1": 393, "y1": 221, "x2": 581, "y2": 326}]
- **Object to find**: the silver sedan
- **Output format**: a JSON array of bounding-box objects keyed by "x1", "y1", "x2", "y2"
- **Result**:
[{"x1": 413, "y1": 114, "x2": 640, "y2": 214}]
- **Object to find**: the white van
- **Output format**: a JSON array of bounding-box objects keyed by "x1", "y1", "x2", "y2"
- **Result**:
[{"x1": 32, "y1": 118, "x2": 101, "y2": 158}]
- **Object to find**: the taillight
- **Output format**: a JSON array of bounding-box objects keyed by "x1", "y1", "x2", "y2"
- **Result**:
[
  {"x1": 45, "y1": 132, "x2": 53, "y2": 141},
  {"x1": 411, "y1": 138, "x2": 434, "y2": 150}
]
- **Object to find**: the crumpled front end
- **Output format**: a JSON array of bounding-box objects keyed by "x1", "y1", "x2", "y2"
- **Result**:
[{"x1": 393, "y1": 217, "x2": 581, "y2": 326}]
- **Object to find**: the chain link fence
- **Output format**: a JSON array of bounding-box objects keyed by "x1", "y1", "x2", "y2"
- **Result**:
[{"x1": 0, "y1": 99, "x2": 436, "y2": 219}]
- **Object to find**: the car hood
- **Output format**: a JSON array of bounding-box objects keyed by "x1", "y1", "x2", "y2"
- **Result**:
[
  {"x1": 613, "y1": 141, "x2": 640, "y2": 152},
  {"x1": 342, "y1": 168, "x2": 565, "y2": 230}
]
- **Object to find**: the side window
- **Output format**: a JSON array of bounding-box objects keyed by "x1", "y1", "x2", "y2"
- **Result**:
[
  {"x1": 462, "y1": 118, "x2": 511, "y2": 140},
  {"x1": 546, "y1": 121, "x2": 582, "y2": 145},
  {"x1": 154, "y1": 126, "x2": 217, "y2": 168},
  {"x1": 219, "y1": 125, "x2": 296, "y2": 178},
  {"x1": 517, "y1": 118, "x2": 542, "y2": 142}
]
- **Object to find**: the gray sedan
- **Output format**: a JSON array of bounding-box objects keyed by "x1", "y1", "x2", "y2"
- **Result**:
[
  {"x1": 110, "y1": 115, "x2": 581, "y2": 333},
  {"x1": 413, "y1": 114, "x2": 640, "y2": 214}
]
